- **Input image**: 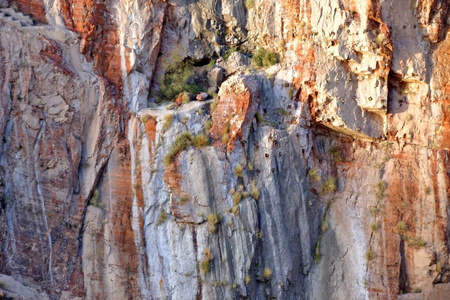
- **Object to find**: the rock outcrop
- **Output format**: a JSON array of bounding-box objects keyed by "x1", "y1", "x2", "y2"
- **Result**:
[{"x1": 0, "y1": 0, "x2": 448, "y2": 299}]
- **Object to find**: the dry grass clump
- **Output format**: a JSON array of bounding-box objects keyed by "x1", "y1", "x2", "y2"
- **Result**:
[
  {"x1": 200, "y1": 247, "x2": 214, "y2": 275},
  {"x1": 262, "y1": 267, "x2": 272, "y2": 280},
  {"x1": 321, "y1": 177, "x2": 337, "y2": 195},
  {"x1": 206, "y1": 213, "x2": 222, "y2": 234},
  {"x1": 307, "y1": 169, "x2": 321, "y2": 182}
]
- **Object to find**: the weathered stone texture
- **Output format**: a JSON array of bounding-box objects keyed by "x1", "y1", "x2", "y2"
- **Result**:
[{"x1": 0, "y1": 0, "x2": 448, "y2": 299}]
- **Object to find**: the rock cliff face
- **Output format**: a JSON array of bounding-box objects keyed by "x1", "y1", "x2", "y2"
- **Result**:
[{"x1": 0, "y1": 0, "x2": 449, "y2": 299}]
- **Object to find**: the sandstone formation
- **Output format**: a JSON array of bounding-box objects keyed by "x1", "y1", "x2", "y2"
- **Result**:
[{"x1": 0, "y1": 0, "x2": 448, "y2": 299}]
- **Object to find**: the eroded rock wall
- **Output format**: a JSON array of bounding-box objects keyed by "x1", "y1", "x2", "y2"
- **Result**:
[{"x1": 0, "y1": 0, "x2": 448, "y2": 299}]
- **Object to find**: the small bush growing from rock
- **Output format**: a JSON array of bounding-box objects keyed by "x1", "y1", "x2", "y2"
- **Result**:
[
  {"x1": 206, "y1": 213, "x2": 222, "y2": 234},
  {"x1": 245, "y1": 275, "x2": 251, "y2": 285},
  {"x1": 164, "y1": 132, "x2": 194, "y2": 166},
  {"x1": 235, "y1": 164, "x2": 243, "y2": 177},
  {"x1": 233, "y1": 191, "x2": 242, "y2": 205},
  {"x1": 321, "y1": 177, "x2": 337, "y2": 195},
  {"x1": 160, "y1": 60, "x2": 204, "y2": 101},
  {"x1": 232, "y1": 205, "x2": 239, "y2": 216},
  {"x1": 194, "y1": 133, "x2": 210, "y2": 148},
  {"x1": 251, "y1": 184, "x2": 260, "y2": 200},
  {"x1": 253, "y1": 48, "x2": 278, "y2": 68}
]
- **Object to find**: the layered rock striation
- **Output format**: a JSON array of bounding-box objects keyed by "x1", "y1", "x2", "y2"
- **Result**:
[{"x1": 0, "y1": 0, "x2": 448, "y2": 299}]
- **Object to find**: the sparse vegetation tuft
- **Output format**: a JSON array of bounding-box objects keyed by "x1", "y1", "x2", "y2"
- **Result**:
[
  {"x1": 193, "y1": 133, "x2": 210, "y2": 148},
  {"x1": 205, "y1": 119, "x2": 213, "y2": 132},
  {"x1": 210, "y1": 98, "x2": 219, "y2": 113},
  {"x1": 376, "y1": 181, "x2": 387, "y2": 200},
  {"x1": 156, "y1": 210, "x2": 168, "y2": 226},
  {"x1": 223, "y1": 47, "x2": 237, "y2": 60},
  {"x1": 235, "y1": 164, "x2": 243, "y2": 177},
  {"x1": 181, "y1": 92, "x2": 190, "y2": 104},
  {"x1": 314, "y1": 240, "x2": 321, "y2": 263},
  {"x1": 307, "y1": 168, "x2": 321, "y2": 182},
  {"x1": 89, "y1": 189, "x2": 104, "y2": 209},
  {"x1": 255, "y1": 112, "x2": 263, "y2": 123},
  {"x1": 141, "y1": 114, "x2": 151, "y2": 123},
  {"x1": 366, "y1": 248, "x2": 376, "y2": 261},
  {"x1": 222, "y1": 122, "x2": 230, "y2": 144},
  {"x1": 396, "y1": 221, "x2": 408, "y2": 235},
  {"x1": 329, "y1": 146, "x2": 342, "y2": 162},
  {"x1": 162, "y1": 114, "x2": 173, "y2": 132},
  {"x1": 200, "y1": 247, "x2": 214, "y2": 275},
  {"x1": 262, "y1": 267, "x2": 272, "y2": 280},
  {"x1": 251, "y1": 182, "x2": 260, "y2": 200},
  {"x1": 407, "y1": 237, "x2": 426, "y2": 248},
  {"x1": 244, "y1": 0, "x2": 255, "y2": 10},
  {"x1": 321, "y1": 212, "x2": 329, "y2": 232},
  {"x1": 436, "y1": 262, "x2": 443, "y2": 273},
  {"x1": 321, "y1": 177, "x2": 338, "y2": 195}
]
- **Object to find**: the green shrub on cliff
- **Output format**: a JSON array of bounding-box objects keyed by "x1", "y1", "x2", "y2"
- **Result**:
[
  {"x1": 164, "y1": 132, "x2": 194, "y2": 166},
  {"x1": 253, "y1": 48, "x2": 278, "y2": 68},
  {"x1": 160, "y1": 60, "x2": 203, "y2": 101}
]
